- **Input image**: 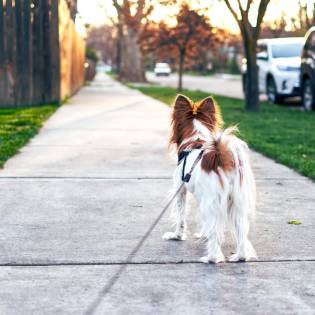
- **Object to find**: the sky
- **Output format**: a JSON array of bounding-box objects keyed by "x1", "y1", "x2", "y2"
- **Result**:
[{"x1": 76, "y1": 0, "x2": 313, "y2": 34}]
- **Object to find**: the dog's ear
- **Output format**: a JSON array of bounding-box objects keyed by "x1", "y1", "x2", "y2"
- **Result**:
[
  {"x1": 173, "y1": 94, "x2": 192, "y2": 110},
  {"x1": 196, "y1": 96, "x2": 223, "y2": 131},
  {"x1": 198, "y1": 96, "x2": 216, "y2": 112}
]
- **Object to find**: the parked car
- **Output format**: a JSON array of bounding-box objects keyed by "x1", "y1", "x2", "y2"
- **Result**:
[
  {"x1": 300, "y1": 27, "x2": 315, "y2": 111},
  {"x1": 242, "y1": 37, "x2": 304, "y2": 103},
  {"x1": 154, "y1": 63, "x2": 171, "y2": 76}
]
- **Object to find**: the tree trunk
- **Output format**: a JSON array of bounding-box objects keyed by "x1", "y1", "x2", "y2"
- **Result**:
[
  {"x1": 178, "y1": 49, "x2": 185, "y2": 91},
  {"x1": 119, "y1": 28, "x2": 146, "y2": 82},
  {"x1": 244, "y1": 38, "x2": 259, "y2": 111},
  {"x1": 116, "y1": 22, "x2": 123, "y2": 74}
]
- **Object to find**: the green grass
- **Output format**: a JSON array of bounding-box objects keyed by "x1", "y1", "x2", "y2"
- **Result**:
[
  {"x1": 130, "y1": 85, "x2": 315, "y2": 181},
  {"x1": 0, "y1": 104, "x2": 58, "y2": 167}
]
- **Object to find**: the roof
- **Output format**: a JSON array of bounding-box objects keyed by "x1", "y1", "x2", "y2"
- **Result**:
[{"x1": 258, "y1": 37, "x2": 305, "y2": 45}]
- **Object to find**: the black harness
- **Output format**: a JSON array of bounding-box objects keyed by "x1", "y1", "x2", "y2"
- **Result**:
[{"x1": 178, "y1": 145, "x2": 204, "y2": 183}]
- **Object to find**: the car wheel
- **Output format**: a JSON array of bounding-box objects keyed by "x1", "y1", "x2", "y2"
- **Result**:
[
  {"x1": 267, "y1": 77, "x2": 283, "y2": 104},
  {"x1": 302, "y1": 79, "x2": 314, "y2": 111}
]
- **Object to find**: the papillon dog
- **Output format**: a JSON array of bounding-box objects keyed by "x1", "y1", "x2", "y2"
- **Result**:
[{"x1": 163, "y1": 94, "x2": 257, "y2": 263}]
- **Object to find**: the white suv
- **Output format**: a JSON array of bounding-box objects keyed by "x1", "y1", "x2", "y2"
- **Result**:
[{"x1": 242, "y1": 37, "x2": 304, "y2": 103}]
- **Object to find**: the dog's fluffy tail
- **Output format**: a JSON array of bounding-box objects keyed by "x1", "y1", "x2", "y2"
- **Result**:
[
  {"x1": 200, "y1": 126, "x2": 238, "y2": 187},
  {"x1": 201, "y1": 126, "x2": 255, "y2": 212},
  {"x1": 222, "y1": 126, "x2": 256, "y2": 217}
]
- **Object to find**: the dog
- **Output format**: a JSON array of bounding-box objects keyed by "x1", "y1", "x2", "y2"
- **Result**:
[{"x1": 163, "y1": 94, "x2": 257, "y2": 263}]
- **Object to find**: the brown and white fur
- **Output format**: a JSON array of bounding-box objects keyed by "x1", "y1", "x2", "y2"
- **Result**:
[{"x1": 163, "y1": 94, "x2": 257, "y2": 263}]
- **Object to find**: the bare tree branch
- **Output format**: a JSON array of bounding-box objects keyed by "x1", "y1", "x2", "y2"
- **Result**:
[
  {"x1": 236, "y1": 0, "x2": 244, "y2": 12},
  {"x1": 254, "y1": 0, "x2": 271, "y2": 40},
  {"x1": 222, "y1": 0, "x2": 240, "y2": 22},
  {"x1": 135, "y1": 0, "x2": 146, "y2": 21},
  {"x1": 112, "y1": 0, "x2": 121, "y2": 11},
  {"x1": 246, "y1": 0, "x2": 253, "y2": 12},
  {"x1": 236, "y1": 0, "x2": 247, "y2": 23}
]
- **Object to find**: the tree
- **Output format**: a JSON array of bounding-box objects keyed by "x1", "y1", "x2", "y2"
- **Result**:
[
  {"x1": 222, "y1": 0, "x2": 271, "y2": 111},
  {"x1": 291, "y1": 0, "x2": 315, "y2": 35},
  {"x1": 155, "y1": 4, "x2": 219, "y2": 91},
  {"x1": 112, "y1": 0, "x2": 152, "y2": 82},
  {"x1": 86, "y1": 25, "x2": 117, "y2": 66},
  {"x1": 261, "y1": 1, "x2": 315, "y2": 38},
  {"x1": 260, "y1": 13, "x2": 288, "y2": 38}
]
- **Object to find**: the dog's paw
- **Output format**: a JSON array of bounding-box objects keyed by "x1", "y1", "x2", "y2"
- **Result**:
[
  {"x1": 199, "y1": 254, "x2": 225, "y2": 264},
  {"x1": 193, "y1": 232, "x2": 203, "y2": 239},
  {"x1": 229, "y1": 252, "x2": 257, "y2": 262},
  {"x1": 162, "y1": 232, "x2": 186, "y2": 241}
]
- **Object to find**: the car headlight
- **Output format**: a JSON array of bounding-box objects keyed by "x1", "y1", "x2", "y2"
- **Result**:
[{"x1": 277, "y1": 65, "x2": 299, "y2": 72}]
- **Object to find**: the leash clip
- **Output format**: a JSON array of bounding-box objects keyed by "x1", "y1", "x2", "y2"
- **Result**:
[
  {"x1": 181, "y1": 149, "x2": 204, "y2": 183},
  {"x1": 183, "y1": 174, "x2": 191, "y2": 182}
]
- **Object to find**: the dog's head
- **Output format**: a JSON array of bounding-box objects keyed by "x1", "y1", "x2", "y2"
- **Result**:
[{"x1": 170, "y1": 94, "x2": 223, "y2": 147}]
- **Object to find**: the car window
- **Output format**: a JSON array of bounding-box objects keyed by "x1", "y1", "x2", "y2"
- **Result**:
[
  {"x1": 257, "y1": 44, "x2": 268, "y2": 54},
  {"x1": 271, "y1": 43, "x2": 303, "y2": 58},
  {"x1": 256, "y1": 44, "x2": 268, "y2": 60}
]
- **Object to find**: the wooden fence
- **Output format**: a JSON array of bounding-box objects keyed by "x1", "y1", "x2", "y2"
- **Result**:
[{"x1": 0, "y1": 0, "x2": 85, "y2": 107}]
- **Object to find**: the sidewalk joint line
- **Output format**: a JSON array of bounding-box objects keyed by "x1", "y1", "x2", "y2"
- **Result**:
[
  {"x1": 0, "y1": 176, "x2": 172, "y2": 180},
  {"x1": 0, "y1": 258, "x2": 314, "y2": 267},
  {"x1": 0, "y1": 176, "x2": 306, "y2": 181}
]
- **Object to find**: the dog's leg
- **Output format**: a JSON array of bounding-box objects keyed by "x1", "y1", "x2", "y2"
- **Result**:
[
  {"x1": 163, "y1": 186, "x2": 187, "y2": 241},
  {"x1": 229, "y1": 204, "x2": 257, "y2": 262},
  {"x1": 199, "y1": 199, "x2": 226, "y2": 264}
]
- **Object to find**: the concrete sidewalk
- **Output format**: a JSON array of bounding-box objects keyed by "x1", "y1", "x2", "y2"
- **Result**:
[{"x1": 0, "y1": 74, "x2": 314, "y2": 314}]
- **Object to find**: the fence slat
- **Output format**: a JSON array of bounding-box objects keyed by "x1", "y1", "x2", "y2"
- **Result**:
[
  {"x1": 0, "y1": 1, "x2": 4, "y2": 61},
  {"x1": 32, "y1": 0, "x2": 44, "y2": 104},
  {"x1": 49, "y1": 0, "x2": 60, "y2": 103},
  {"x1": 0, "y1": 0, "x2": 5, "y2": 104},
  {"x1": 22, "y1": 0, "x2": 32, "y2": 105},
  {"x1": 15, "y1": 0, "x2": 24, "y2": 105},
  {"x1": 5, "y1": 0, "x2": 15, "y2": 106}
]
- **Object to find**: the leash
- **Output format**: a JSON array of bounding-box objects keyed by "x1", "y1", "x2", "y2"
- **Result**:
[
  {"x1": 85, "y1": 148, "x2": 204, "y2": 313},
  {"x1": 161, "y1": 182, "x2": 185, "y2": 213}
]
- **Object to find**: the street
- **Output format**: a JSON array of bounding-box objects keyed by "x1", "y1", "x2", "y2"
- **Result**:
[
  {"x1": 147, "y1": 72, "x2": 305, "y2": 105},
  {"x1": 147, "y1": 72, "x2": 245, "y2": 99}
]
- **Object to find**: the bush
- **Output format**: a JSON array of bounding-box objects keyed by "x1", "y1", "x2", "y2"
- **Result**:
[{"x1": 86, "y1": 47, "x2": 98, "y2": 62}]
